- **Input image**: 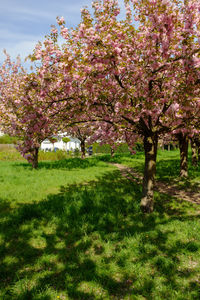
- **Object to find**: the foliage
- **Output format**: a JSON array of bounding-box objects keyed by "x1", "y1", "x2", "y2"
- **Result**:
[
  {"x1": 92, "y1": 142, "x2": 131, "y2": 154},
  {"x1": 0, "y1": 148, "x2": 25, "y2": 161},
  {"x1": 62, "y1": 137, "x2": 71, "y2": 144},
  {"x1": 49, "y1": 137, "x2": 58, "y2": 144},
  {"x1": 0, "y1": 59, "x2": 58, "y2": 166},
  {"x1": 92, "y1": 143, "x2": 111, "y2": 154},
  {"x1": 115, "y1": 143, "x2": 130, "y2": 154},
  {"x1": 74, "y1": 148, "x2": 80, "y2": 157},
  {"x1": 0, "y1": 148, "x2": 73, "y2": 162},
  {"x1": 0, "y1": 134, "x2": 19, "y2": 145},
  {"x1": 39, "y1": 149, "x2": 69, "y2": 161},
  {"x1": 134, "y1": 142, "x2": 144, "y2": 152}
]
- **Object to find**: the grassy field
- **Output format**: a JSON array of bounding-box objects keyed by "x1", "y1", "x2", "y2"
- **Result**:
[
  {"x1": 0, "y1": 147, "x2": 73, "y2": 162},
  {"x1": 99, "y1": 149, "x2": 200, "y2": 188},
  {"x1": 0, "y1": 151, "x2": 200, "y2": 299}
]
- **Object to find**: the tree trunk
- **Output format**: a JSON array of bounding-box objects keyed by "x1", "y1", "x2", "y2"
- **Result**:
[
  {"x1": 80, "y1": 140, "x2": 86, "y2": 159},
  {"x1": 161, "y1": 139, "x2": 164, "y2": 151},
  {"x1": 110, "y1": 147, "x2": 115, "y2": 157},
  {"x1": 32, "y1": 147, "x2": 39, "y2": 169},
  {"x1": 178, "y1": 133, "x2": 188, "y2": 177},
  {"x1": 141, "y1": 134, "x2": 158, "y2": 213},
  {"x1": 196, "y1": 139, "x2": 200, "y2": 162},
  {"x1": 191, "y1": 138, "x2": 198, "y2": 167}
]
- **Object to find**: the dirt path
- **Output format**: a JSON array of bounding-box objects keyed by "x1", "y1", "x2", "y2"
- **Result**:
[{"x1": 112, "y1": 163, "x2": 200, "y2": 205}]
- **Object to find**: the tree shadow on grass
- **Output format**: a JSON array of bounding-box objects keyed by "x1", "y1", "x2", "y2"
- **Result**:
[
  {"x1": 14, "y1": 157, "x2": 101, "y2": 171},
  {"x1": 16, "y1": 155, "x2": 140, "y2": 173},
  {"x1": 156, "y1": 158, "x2": 180, "y2": 181},
  {"x1": 156, "y1": 158, "x2": 200, "y2": 195},
  {"x1": 0, "y1": 170, "x2": 199, "y2": 299},
  {"x1": 95, "y1": 152, "x2": 144, "y2": 163}
]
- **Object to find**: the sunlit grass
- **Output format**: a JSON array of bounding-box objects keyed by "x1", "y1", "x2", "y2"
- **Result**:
[
  {"x1": 0, "y1": 147, "x2": 76, "y2": 162},
  {"x1": 0, "y1": 158, "x2": 116, "y2": 205},
  {"x1": 0, "y1": 154, "x2": 199, "y2": 299}
]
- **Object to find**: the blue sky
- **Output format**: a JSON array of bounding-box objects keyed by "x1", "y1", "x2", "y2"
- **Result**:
[{"x1": 0, "y1": 0, "x2": 125, "y2": 66}]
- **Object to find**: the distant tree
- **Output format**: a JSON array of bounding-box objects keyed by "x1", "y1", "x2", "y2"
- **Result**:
[
  {"x1": 0, "y1": 53, "x2": 58, "y2": 168},
  {"x1": 49, "y1": 137, "x2": 58, "y2": 151},
  {"x1": 62, "y1": 137, "x2": 70, "y2": 144}
]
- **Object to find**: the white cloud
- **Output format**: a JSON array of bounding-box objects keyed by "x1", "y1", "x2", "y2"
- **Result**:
[
  {"x1": 0, "y1": 0, "x2": 92, "y2": 22},
  {"x1": 0, "y1": 29, "x2": 37, "y2": 43},
  {"x1": 0, "y1": 0, "x2": 128, "y2": 65},
  {"x1": 0, "y1": 36, "x2": 45, "y2": 65},
  {"x1": 0, "y1": 0, "x2": 93, "y2": 63},
  {"x1": 0, "y1": 25, "x2": 44, "y2": 63},
  {"x1": 1, "y1": 40, "x2": 36, "y2": 58}
]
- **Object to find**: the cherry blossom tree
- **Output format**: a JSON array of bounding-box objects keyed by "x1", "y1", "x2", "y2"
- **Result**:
[
  {"x1": 12, "y1": 0, "x2": 200, "y2": 211},
  {"x1": 191, "y1": 136, "x2": 198, "y2": 166},
  {"x1": 61, "y1": 0, "x2": 200, "y2": 212},
  {"x1": 0, "y1": 53, "x2": 58, "y2": 168}
]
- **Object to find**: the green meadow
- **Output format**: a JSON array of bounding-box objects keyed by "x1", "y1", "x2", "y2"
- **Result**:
[{"x1": 0, "y1": 150, "x2": 199, "y2": 299}]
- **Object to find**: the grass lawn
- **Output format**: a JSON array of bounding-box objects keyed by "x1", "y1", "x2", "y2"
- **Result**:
[
  {"x1": 0, "y1": 153, "x2": 200, "y2": 299},
  {"x1": 98, "y1": 149, "x2": 200, "y2": 189}
]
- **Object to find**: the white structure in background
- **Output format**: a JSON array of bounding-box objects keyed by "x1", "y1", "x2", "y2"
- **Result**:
[
  {"x1": 40, "y1": 133, "x2": 81, "y2": 152},
  {"x1": 0, "y1": 131, "x2": 81, "y2": 152}
]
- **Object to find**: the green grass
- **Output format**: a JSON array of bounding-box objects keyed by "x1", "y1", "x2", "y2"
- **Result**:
[
  {"x1": 0, "y1": 158, "x2": 115, "y2": 206},
  {"x1": 97, "y1": 149, "x2": 200, "y2": 190},
  {"x1": 0, "y1": 147, "x2": 76, "y2": 162},
  {"x1": 0, "y1": 154, "x2": 200, "y2": 299}
]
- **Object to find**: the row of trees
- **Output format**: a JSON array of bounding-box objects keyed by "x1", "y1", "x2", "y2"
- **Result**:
[{"x1": 1, "y1": 0, "x2": 200, "y2": 212}]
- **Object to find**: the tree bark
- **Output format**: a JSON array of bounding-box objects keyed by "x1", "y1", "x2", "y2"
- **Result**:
[
  {"x1": 191, "y1": 138, "x2": 198, "y2": 167},
  {"x1": 32, "y1": 147, "x2": 39, "y2": 169},
  {"x1": 80, "y1": 139, "x2": 86, "y2": 159},
  {"x1": 196, "y1": 139, "x2": 200, "y2": 162},
  {"x1": 178, "y1": 133, "x2": 188, "y2": 177},
  {"x1": 141, "y1": 134, "x2": 158, "y2": 213},
  {"x1": 110, "y1": 147, "x2": 115, "y2": 157}
]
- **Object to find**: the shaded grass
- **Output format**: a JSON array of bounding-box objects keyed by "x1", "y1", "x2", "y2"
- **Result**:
[
  {"x1": 0, "y1": 156, "x2": 200, "y2": 299},
  {"x1": 20, "y1": 157, "x2": 99, "y2": 170},
  {"x1": 96, "y1": 150, "x2": 200, "y2": 191}
]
